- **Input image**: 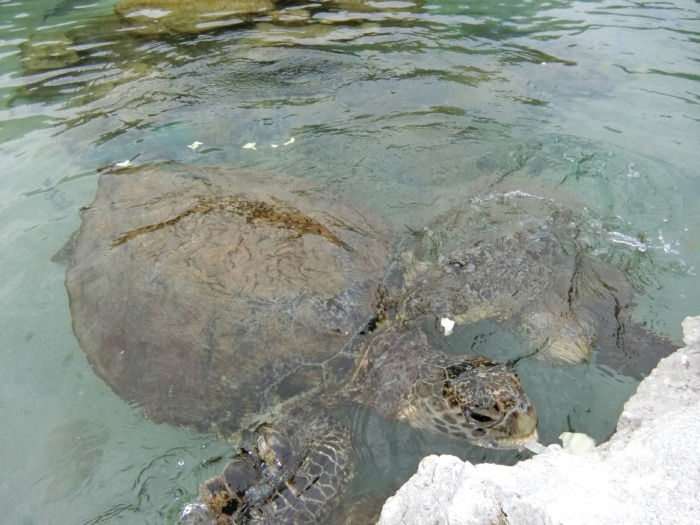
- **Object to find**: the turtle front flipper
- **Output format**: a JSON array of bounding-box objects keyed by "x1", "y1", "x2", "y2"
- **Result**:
[
  {"x1": 592, "y1": 311, "x2": 678, "y2": 380},
  {"x1": 182, "y1": 410, "x2": 355, "y2": 525},
  {"x1": 517, "y1": 295, "x2": 678, "y2": 375},
  {"x1": 517, "y1": 303, "x2": 597, "y2": 366}
]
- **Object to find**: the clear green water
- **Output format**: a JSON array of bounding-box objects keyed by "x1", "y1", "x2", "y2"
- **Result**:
[{"x1": 1, "y1": 0, "x2": 698, "y2": 522}]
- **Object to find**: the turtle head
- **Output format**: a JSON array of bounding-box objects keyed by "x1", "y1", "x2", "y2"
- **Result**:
[{"x1": 402, "y1": 356, "x2": 538, "y2": 449}]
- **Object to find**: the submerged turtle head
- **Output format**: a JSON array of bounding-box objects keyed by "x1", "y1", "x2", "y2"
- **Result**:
[
  {"x1": 351, "y1": 328, "x2": 538, "y2": 449},
  {"x1": 402, "y1": 355, "x2": 538, "y2": 449}
]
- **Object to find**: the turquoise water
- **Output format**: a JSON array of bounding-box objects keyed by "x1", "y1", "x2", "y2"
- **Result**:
[{"x1": 1, "y1": 0, "x2": 699, "y2": 522}]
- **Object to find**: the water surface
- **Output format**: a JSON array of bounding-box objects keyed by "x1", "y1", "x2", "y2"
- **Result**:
[{"x1": 1, "y1": 0, "x2": 699, "y2": 523}]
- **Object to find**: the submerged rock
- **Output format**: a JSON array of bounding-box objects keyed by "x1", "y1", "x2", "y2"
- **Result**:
[
  {"x1": 20, "y1": 0, "x2": 423, "y2": 77},
  {"x1": 114, "y1": 0, "x2": 423, "y2": 36},
  {"x1": 20, "y1": 32, "x2": 81, "y2": 73},
  {"x1": 378, "y1": 315, "x2": 700, "y2": 525},
  {"x1": 115, "y1": 0, "x2": 275, "y2": 35}
]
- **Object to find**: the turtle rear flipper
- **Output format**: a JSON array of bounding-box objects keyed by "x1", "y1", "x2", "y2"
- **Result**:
[
  {"x1": 51, "y1": 230, "x2": 78, "y2": 265},
  {"x1": 197, "y1": 410, "x2": 355, "y2": 525}
]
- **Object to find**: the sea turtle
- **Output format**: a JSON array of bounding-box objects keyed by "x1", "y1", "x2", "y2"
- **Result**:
[
  {"x1": 401, "y1": 190, "x2": 676, "y2": 378},
  {"x1": 64, "y1": 163, "x2": 538, "y2": 525}
]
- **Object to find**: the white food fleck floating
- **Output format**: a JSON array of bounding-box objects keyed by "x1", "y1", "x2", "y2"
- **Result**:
[
  {"x1": 440, "y1": 317, "x2": 455, "y2": 336},
  {"x1": 283, "y1": 137, "x2": 295, "y2": 146},
  {"x1": 559, "y1": 432, "x2": 596, "y2": 454},
  {"x1": 271, "y1": 144, "x2": 279, "y2": 148},
  {"x1": 243, "y1": 142, "x2": 257, "y2": 150},
  {"x1": 115, "y1": 160, "x2": 132, "y2": 168},
  {"x1": 187, "y1": 141, "x2": 203, "y2": 150}
]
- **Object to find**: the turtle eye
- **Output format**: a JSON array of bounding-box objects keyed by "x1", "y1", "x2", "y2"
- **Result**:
[{"x1": 464, "y1": 408, "x2": 495, "y2": 424}]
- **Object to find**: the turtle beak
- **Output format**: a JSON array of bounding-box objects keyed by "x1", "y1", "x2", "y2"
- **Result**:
[{"x1": 492, "y1": 401, "x2": 538, "y2": 449}]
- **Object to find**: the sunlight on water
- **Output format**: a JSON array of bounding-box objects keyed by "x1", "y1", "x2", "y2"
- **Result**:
[{"x1": 1, "y1": 0, "x2": 699, "y2": 523}]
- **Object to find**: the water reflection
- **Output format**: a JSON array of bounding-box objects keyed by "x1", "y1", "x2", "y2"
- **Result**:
[
  {"x1": 1, "y1": 0, "x2": 699, "y2": 523},
  {"x1": 31, "y1": 419, "x2": 107, "y2": 503}
]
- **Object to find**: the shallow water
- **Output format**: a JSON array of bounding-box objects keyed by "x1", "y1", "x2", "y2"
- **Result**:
[{"x1": 1, "y1": 0, "x2": 699, "y2": 522}]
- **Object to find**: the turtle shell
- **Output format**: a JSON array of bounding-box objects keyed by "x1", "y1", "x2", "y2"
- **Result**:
[
  {"x1": 404, "y1": 192, "x2": 579, "y2": 324},
  {"x1": 66, "y1": 163, "x2": 397, "y2": 434},
  {"x1": 404, "y1": 191, "x2": 674, "y2": 370}
]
